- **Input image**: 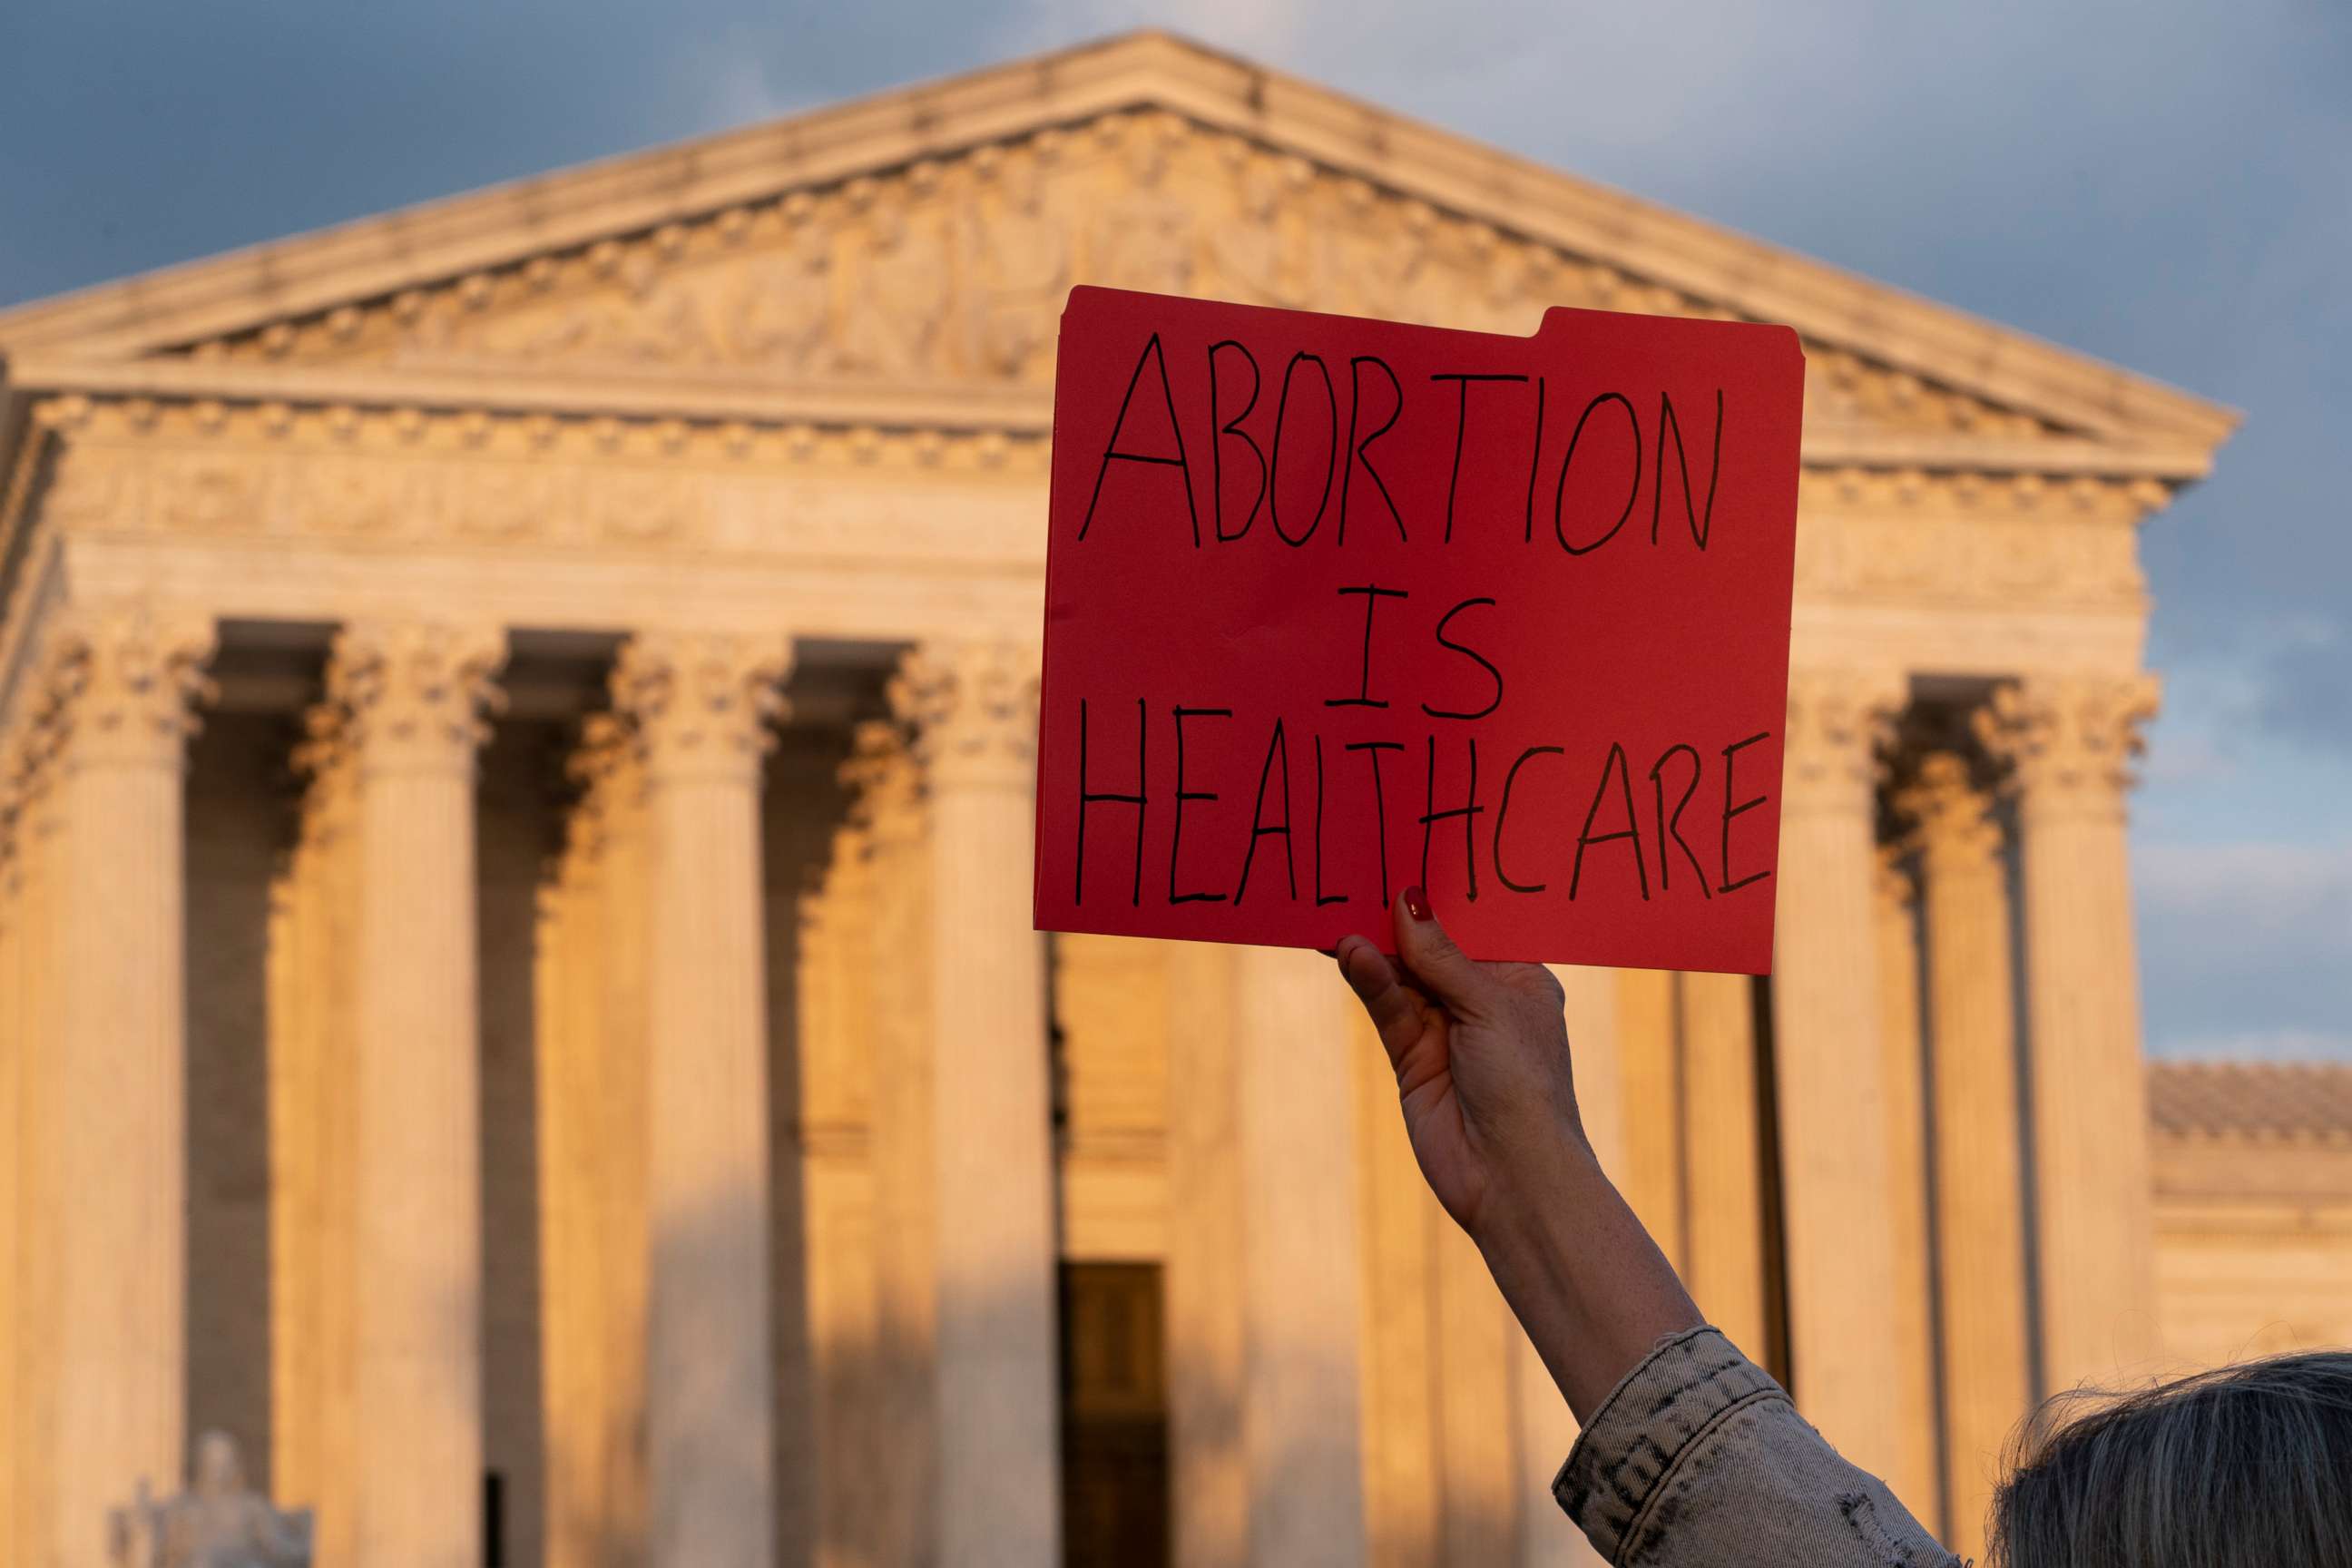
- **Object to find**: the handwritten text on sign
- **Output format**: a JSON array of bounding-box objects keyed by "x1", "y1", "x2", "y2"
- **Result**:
[{"x1": 1033, "y1": 287, "x2": 1805, "y2": 973}]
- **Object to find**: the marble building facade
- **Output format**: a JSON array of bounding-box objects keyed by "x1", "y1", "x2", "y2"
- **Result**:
[{"x1": 0, "y1": 29, "x2": 2292, "y2": 1568}]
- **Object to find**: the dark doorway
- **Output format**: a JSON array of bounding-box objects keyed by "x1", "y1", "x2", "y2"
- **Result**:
[{"x1": 1058, "y1": 1261, "x2": 1171, "y2": 1568}]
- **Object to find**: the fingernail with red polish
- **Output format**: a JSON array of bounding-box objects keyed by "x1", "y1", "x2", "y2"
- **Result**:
[{"x1": 1403, "y1": 885, "x2": 1430, "y2": 921}]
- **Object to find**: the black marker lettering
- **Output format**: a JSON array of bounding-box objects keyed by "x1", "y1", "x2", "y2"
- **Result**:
[
  {"x1": 1418, "y1": 735, "x2": 1485, "y2": 903},
  {"x1": 1326, "y1": 584, "x2": 1408, "y2": 710},
  {"x1": 1652, "y1": 387, "x2": 1723, "y2": 549},
  {"x1": 1340, "y1": 355, "x2": 1407, "y2": 544},
  {"x1": 1269, "y1": 351, "x2": 1338, "y2": 546},
  {"x1": 1494, "y1": 744, "x2": 1564, "y2": 894},
  {"x1": 1233, "y1": 719, "x2": 1298, "y2": 905},
  {"x1": 1313, "y1": 735, "x2": 1348, "y2": 906},
  {"x1": 1423, "y1": 596, "x2": 1505, "y2": 722},
  {"x1": 1571, "y1": 740, "x2": 1650, "y2": 900},
  {"x1": 1648, "y1": 742, "x2": 1711, "y2": 899},
  {"x1": 1209, "y1": 338, "x2": 1266, "y2": 544},
  {"x1": 1431, "y1": 372, "x2": 1529, "y2": 544},
  {"x1": 1079, "y1": 332, "x2": 1200, "y2": 546},
  {"x1": 1553, "y1": 391, "x2": 1642, "y2": 555},
  {"x1": 1348, "y1": 740, "x2": 1405, "y2": 906},
  {"x1": 1075, "y1": 698, "x2": 1148, "y2": 906},
  {"x1": 1523, "y1": 375, "x2": 1547, "y2": 544},
  {"x1": 1718, "y1": 730, "x2": 1773, "y2": 894},
  {"x1": 1170, "y1": 706, "x2": 1233, "y2": 904}
]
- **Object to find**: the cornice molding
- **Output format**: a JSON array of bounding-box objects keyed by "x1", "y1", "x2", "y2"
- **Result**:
[
  {"x1": 0, "y1": 358, "x2": 2218, "y2": 483},
  {"x1": 0, "y1": 31, "x2": 2237, "y2": 457}
]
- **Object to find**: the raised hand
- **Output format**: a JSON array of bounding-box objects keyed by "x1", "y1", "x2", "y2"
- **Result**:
[
  {"x1": 1333, "y1": 886, "x2": 1588, "y2": 1240},
  {"x1": 1333, "y1": 885, "x2": 1701, "y2": 1419}
]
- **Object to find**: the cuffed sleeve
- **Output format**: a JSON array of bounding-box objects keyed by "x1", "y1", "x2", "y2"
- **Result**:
[{"x1": 1551, "y1": 1327, "x2": 1959, "y2": 1567}]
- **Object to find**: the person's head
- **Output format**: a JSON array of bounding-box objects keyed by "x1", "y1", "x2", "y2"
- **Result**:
[{"x1": 1991, "y1": 1350, "x2": 2352, "y2": 1567}]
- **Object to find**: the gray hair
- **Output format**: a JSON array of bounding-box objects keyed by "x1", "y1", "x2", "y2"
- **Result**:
[{"x1": 1990, "y1": 1350, "x2": 2352, "y2": 1568}]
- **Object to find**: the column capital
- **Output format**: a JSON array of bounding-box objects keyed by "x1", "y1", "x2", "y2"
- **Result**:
[
  {"x1": 1975, "y1": 673, "x2": 2159, "y2": 821},
  {"x1": 560, "y1": 711, "x2": 640, "y2": 861},
  {"x1": 840, "y1": 718, "x2": 925, "y2": 838},
  {"x1": 1780, "y1": 667, "x2": 1904, "y2": 818},
  {"x1": 1893, "y1": 751, "x2": 2004, "y2": 874},
  {"x1": 328, "y1": 622, "x2": 506, "y2": 779},
  {"x1": 888, "y1": 639, "x2": 1041, "y2": 790},
  {"x1": 1874, "y1": 841, "x2": 1919, "y2": 913},
  {"x1": 34, "y1": 602, "x2": 217, "y2": 772},
  {"x1": 611, "y1": 632, "x2": 792, "y2": 786}
]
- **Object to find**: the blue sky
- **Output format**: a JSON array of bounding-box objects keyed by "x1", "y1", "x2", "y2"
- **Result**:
[{"x1": 4, "y1": 1, "x2": 2346, "y2": 1057}]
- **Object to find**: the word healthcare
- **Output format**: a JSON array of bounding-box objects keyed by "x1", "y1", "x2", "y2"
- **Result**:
[{"x1": 1033, "y1": 286, "x2": 1805, "y2": 973}]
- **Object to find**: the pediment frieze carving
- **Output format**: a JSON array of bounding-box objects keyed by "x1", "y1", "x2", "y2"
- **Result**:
[{"x1": 176, "y1": 111, "x2": 2058, "y2": 446}]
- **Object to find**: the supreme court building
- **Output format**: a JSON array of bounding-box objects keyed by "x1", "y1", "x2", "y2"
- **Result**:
[{"x1": 5, "y1": 29, "x2": 2338, "y2": 1568}]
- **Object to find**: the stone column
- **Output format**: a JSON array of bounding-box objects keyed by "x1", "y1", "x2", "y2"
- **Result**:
[
  {"x1": 1770, "y1": 671, "x2": 1908, "y2": 1477},
  {"x1": 796, "y1": 815, "x2": 887, "y2": 1568},
  {"x1": 1612, "y1": 968, "x2": 1684, "y2": 1269},
  {"x1": 1514, "y1": 966, "x2": 1618, "y2": 1568},
  {"x1": 5, "y1": 721, "x2": 60, "y2": 1568},
  {"x1": 15, "y1": 607, "x2": 213, "y2": 1565},
  {"x1": 1978, "y1": 676, "x2": 2163, "y2": 1390},
  {"x1": 331, "y1": 622, "x2": 503, "y2": 1568},
  {"x1": 534, "y1": 718, "x2": 626, "y2": 1568},
  {"x1": 1677, "y1": 972, "x2": 1769, "y2": 1356},
  {"x1": 891, "y1": 642, "x2": 1062, "y2": 1568},
  {"x1": 612, "y1": 632, "x2": 792, "y2": 1568},
  {"x1": 593, "y1": 725, "x2": 654, "y2": 1564},
  {"x1": 1231, "y1": 945, "x2": 1367, "y2": 1568},
  {"x1": 0, "y1": 750, "x2": 25, "y2": 1566},
  {"x1": 1870, "y1": 848, "x2": 1939, "y2": 1525},
  {"x1": 1165, "y1": 942, "x2": 1246, "y2": 1568},
  {"x1": 269, "y1": 703, "x2": 362, "y2": 1561},
  {"x1": 848, "y1": 721, "x2": 938, "y2": 1568},
  {"x1": 1898, "y1": 752, "x2": 2032, "y2": 1561}
]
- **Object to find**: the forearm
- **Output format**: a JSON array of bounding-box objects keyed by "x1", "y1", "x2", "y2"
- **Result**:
[
  {"x1": 1475, "y1": 1122, "x2": 1957, "y2": 1567},
  {"x1": 1471, "y1": 1121, "x2": 1703, "y2": 1421}
]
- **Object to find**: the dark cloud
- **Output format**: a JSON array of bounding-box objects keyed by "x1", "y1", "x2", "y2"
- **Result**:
[{"x1": 5, "y1": 0, "x2": 2347, "y2": 1045}]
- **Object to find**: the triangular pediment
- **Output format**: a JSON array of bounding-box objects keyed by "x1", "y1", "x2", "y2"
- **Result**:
[{"x1": 0, "y1": 32, "x2": 2235, "y2": 468}]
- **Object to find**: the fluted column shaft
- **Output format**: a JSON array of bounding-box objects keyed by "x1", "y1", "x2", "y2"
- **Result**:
[
  {"x1": 894, "y1": 642, "x2": 1061, "y2": 1568},
  {"x1": 614, "y1": 633, "x2": 791, "y2": 1568},
  {"x1": 797, "y1": 817, "x2": 887, "y2": 1568},
  {"x1": 1980, "y1": 677, "x2": 2162, "y2": 1389},
  {"x1": 8, "y1": 735, "x2": 61, "y2": 1568},
  {"x1": 1770, "y1": 671, "x2": 1909, "y2": 1478},
  {"x1": 1522, "y1": 967, "x2": 1621, "y2": 1568},
  {"x1": 1233, "y1": 946, "x2": 1367, "y2": 1568},
  {"x1": 535, "y1": 716, "x2": 633, "y2": 1568},
  {"x1": 850, "y1": 727, "x2": 939, "y2": 1568},
  {"x1": 1869, "y1": 850, "x2": 1939, "y2": 1524},
  {"x1": 1677, "y1": 972, "x2": 1769, "y2": 1356},
  {"x1": 1901, "y1": 753, "x2": 2031, "y2": 1560},
  {"x1": 269, "y1": 704, "x2": 362, "y2": 1564},
  {"x1": 0, "y1": 751, "x2": 29, "y2": 1567},
  {"x1": 10, "y1": 608, "x2": 211, "y2": 1568},
  {"x1": 333, "y1": 623, "x2": 503, "y2": 1568},
  {"x1": 1166, "y1": 942, "x2": 1246, "y2": 1568}
]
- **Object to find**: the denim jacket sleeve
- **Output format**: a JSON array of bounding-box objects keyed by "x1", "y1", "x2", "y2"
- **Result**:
[{"x1": 1551, "y1": 1327, "x2": 1962, "y2": 1567}]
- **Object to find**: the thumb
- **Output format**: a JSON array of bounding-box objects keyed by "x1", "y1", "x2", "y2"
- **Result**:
[{"x1": 1391, "y1": 885, "x2": 1495, "y2": 1018}]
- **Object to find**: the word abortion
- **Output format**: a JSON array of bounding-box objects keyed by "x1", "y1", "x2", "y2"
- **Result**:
[{"x1": 1076, "y1": 332, "x2": 1728, "y2": 554}]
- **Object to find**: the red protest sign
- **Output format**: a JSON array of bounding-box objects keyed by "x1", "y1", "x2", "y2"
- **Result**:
[{"x1": 1032, "y1": 286, "x2": 1804, "y2": 973}]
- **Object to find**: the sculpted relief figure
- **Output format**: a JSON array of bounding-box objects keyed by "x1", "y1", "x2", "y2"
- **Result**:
[
  {"x1": 1206, "y1": 154, "x2": 1306, "y2": 308},
  {"x1": 1319, "y1": 190, "x2": 1429, "y2": 321},
  {"x1": 1090, "y1": 129, "x2": 1196, "y2": 295},
  {"x1": 727, "y1": 226, "x2": 836, "y2": 376},
  {"x1": 110, "y1": 1432, "x2": 312, "y2": 1568},
  {"x1": 603, "y1": 246, "x2": 721, "y2": 363},
  {"x1": 963, "y1": 152, "x2": 1070, "y2": 380},
  {"x1": 837, "y1": 197, "x2": 951, "y2": 377}
]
